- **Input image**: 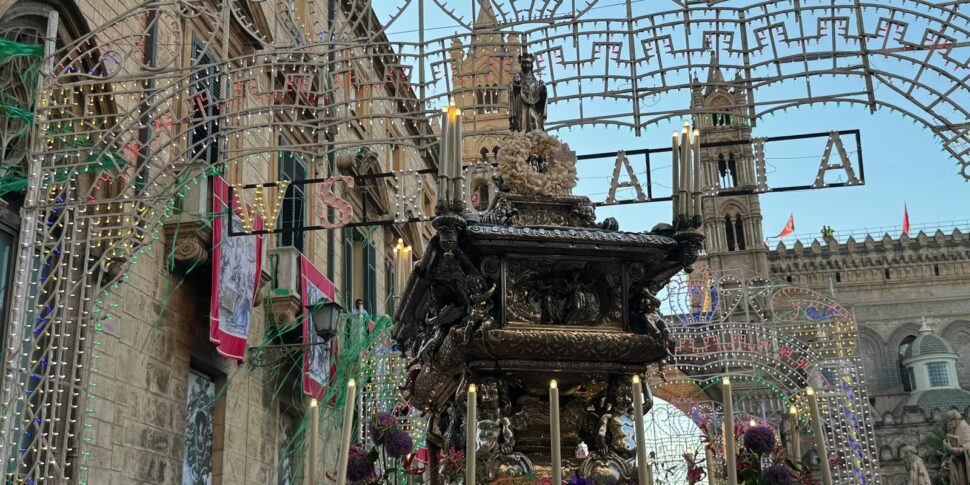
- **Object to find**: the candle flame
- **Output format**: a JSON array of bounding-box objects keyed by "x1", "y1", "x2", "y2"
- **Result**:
[
  {"x1": 550, "y1": 379, "x2": 558, "y2": 389},
  {"x1": 468, "y1": 383, "x2": 477, "y2": 393},
  {"x1": 310, "y1": 399, "x2": 318, "y2": 408},
  {"x1": 632, "y1": 374, "x2": 641, "y2": 384},
  {"x1": 722, "y1": 377, "x2": 731, "y2": 385},
  {"x1": 789, "y1": 406, "x2": 798, "y2": 415},
  {"x1": 348, "y1": 379, "x2": 356, "y2": 387},
  {"x1": 806, "y1": 387, "x2": 815, "y2": 396}
]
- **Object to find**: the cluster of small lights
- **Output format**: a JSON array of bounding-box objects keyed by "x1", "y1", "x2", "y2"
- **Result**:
[
  {"x1": 657, "y1": 271, "x2": 882, "y2": 484},
  {"x1": 357, "y1": 337, "x2": 427, "y2": 450}
]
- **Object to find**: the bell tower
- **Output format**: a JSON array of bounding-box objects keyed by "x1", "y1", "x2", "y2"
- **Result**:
[
  {"x1": 692, "y1": 68, "x2": 769, "y2": 276},
  {"x1": 449, "y1": 0, "x2": 520, "y2": 210}
]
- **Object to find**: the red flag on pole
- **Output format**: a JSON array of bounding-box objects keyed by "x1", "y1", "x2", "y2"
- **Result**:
[
  {"x1": 902, "y1": 204, "x2": 910, "y2": 235},
  {"x1": 775, "y1": 214, "x2": 795, "y2": 238}
]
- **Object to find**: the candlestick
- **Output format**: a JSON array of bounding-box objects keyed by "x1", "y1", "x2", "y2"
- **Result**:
[
  {"x1": 451, "y1": 107, "x2": 464, "y2": 203},
  {"x1": 550, "y1": 379, "x2": 562, "y2": 485},
  {"x1": 722, "y1": 377, "x2": 737, "y2": 485},
  {"x1": 806, "y1": 387, "x2": 832, "y2": 485},
  {"x1": 309, "y1": 399, "x2": 319, "y2": 485},
  {"x1": 466, "y1": 383, "x2": 477, "y2": 485},
  {"x1": 789, "y1": 406, "x2": 801, "y2": 462},
  {"x1": 705, "y1": 446, "x2": 716, "y2": 485},
  {"x1": 337, "y1": 380, "x2": 357, "y2": 485},
  {"x1": 632, "y1": 375, "x2": 649, "y2": 485},
  {"x1": 671, "y1": 132, "x2": 680, "y2": 222},
  {"x1": 692, "y1": 128, "x2": 702, "y2": 219}
]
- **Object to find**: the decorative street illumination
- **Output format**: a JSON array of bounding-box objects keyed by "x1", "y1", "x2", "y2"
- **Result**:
[{"x1": 309, "y1": 298, "x2": 342, "y2": 342}]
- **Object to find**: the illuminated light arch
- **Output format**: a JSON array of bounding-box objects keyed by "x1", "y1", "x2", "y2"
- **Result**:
[
  {"x1": 654, "y1": 271, "x2": 881, "y2": 484},
  {"x1": 1, "y1": 0, "x2": 965, "y2": 480}
]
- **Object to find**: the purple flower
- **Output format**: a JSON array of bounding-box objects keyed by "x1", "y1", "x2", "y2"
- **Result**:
[
  {"x1": 369, "y1": 412, "x2": 397, "y2": 444},
  {"x1": 566, "y1": 474, "x2": 595, "y2": 485},
  {"x1": 762, "y1": 464, "x2": 795, "y2": 485},
  {"x1": 384, "y1": 429, "x2": 414, "y2": 459},
  {"x1": 743, "y1": 426, "x2": 777, "y2": 455},
  {"x1": 347, "y1": 451, "x2": 375, "y2": 482}
]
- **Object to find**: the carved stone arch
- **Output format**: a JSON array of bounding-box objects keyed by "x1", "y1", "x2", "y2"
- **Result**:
[
  {"x1": 704, "y1": 92, "x2": 734, "y2": 109},
  {"x1": 942, "y1": 320, "x2": 970, "y2": 389},
  {"x1": 857, "y1": 326, "x2": 889, "y2": 391},
  {"x1": 717, "y1": 200, "x2": 746, "y2": 219},
  {"x1": 887, "y1": 323, "x2": 921, "y2": 391}
]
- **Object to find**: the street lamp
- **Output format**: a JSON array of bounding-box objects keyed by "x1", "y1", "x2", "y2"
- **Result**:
[{"x1": 309, "y1": 298, "x2": 342, "y2": 342}]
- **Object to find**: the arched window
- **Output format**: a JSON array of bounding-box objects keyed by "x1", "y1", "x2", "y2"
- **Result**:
[
  {"x1": 477, "y1": 84, "x2": 500, "y2": 114},
  {"x1": 724, "y1": 212, "x2": 746, "y2": 252},
  {"x1": 717, "y1": 154, "x2": 728, "y2": 186},
  {"x1": 734, "y1": 214, "x2": 746, "y2": 250},
  {"x1": 899, "y1": 336, "x2": 916, "y2": 392},
  {"x1": 728, "y1": 153, "x2": 738, "y2": 187}
]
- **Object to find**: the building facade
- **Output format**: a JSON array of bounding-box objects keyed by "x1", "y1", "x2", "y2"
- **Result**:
[
  {"x1": 0, "y1": 1, "x2": 433, "y2": 483},
  {"x1": 692, "y1": 68, "x2": 970, "y2": 484}
]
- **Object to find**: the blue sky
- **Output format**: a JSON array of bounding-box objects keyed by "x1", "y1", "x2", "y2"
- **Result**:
[{"x1": 372, "y1": 1, "x2": 970, "y2": 240}]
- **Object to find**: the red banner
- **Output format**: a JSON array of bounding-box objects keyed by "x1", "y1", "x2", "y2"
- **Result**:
[
  {"x1": 210, "y1": 176, "x2": 263, "y2": 360},
  {"x1": 301, "y1": 255, "x2": 336, "y2": 400}
]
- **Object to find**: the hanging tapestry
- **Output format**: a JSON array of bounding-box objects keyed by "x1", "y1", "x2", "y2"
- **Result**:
[
  {"x1": 301, "y1": 255, "x2": 336, "y2": 400},
  {"x1": 210, "y1": 176, "x2": 263, "y2": 359},
  {"x1": 181, "y1": 370, "x2": 215, "y2": 485}
]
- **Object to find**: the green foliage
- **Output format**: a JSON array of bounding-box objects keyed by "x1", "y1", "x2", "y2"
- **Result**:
[{"x1": 923, "y1": 417, "x2": 952, "y2": 485}]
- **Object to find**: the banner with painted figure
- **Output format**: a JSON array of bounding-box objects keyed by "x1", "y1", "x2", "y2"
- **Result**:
[
  {"x1": 210, "y1": 176, "x2": 263, "y2": 360},
  {"x1": 301, "y1": 255, "x2": 336, "y2": 400}
]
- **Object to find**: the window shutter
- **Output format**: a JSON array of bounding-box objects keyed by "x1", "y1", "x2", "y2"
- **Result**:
[
  {"x1": 366, "y1": 243, "x2": 377, "y2": 314},
  {"x1": 343, "y1": 228, "x2": 354, "y2": 307}
]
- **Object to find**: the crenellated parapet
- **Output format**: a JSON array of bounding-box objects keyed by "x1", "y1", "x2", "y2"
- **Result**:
[{"x1": 768, "y1": 229, "x2": 970, "y2": 288}]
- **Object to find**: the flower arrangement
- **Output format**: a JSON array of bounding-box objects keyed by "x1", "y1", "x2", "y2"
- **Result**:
[
  {"x1": 495, "y1": 131, "x2": 577, "y2": 196},
  {"x1": 734, "y1": 425, "x2": 817, "y2": 485},
  {"x1": 345, "y1": 411, "x2": 416, "y2": 484}
]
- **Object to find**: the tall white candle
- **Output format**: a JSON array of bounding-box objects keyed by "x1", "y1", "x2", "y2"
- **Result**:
[
  {"x1": 692, "y1": 128, "x2": 702, "y2": 219},
  {"x1": 337, "y1": 379, "x2": 357, "y2": 485},
  {"x1": 671, "y1": 132, "x2": 680, "y2": 222},
  {"x1": 722, "y1": 377, "x2": 737, "y2": 485},
  {"x1": 550, "y1": 380, "x2": 562, "y2": 485},
  {"x1": 309, "y1": 398, "x2": 319, "y2": 485},
  {"x1": 466, "y1": 383, "x2": 477, "y2": 485},
  {"x1": 438, "y1": 106, "x2": 451, "y2": 202},
  {"x1": 632, "y1": 375, "x2": 649, "y2": 485},
  {"x1": 681, "y1": 126, "x2": 691, "y2": 218},
  {"x1": 789, "y1": 405, "x2": 801, "y2": 462},
  {"x1": 806, "y1": 387, "x2": 832, "y2": 485}
]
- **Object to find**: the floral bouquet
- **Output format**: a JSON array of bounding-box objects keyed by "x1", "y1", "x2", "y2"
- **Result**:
[
  {"x1": 345, "y1": 411, "x2": 416, "y2": 484},
  {"x1": 735, "y1": 426, "x2": 817, "y2": 485}
]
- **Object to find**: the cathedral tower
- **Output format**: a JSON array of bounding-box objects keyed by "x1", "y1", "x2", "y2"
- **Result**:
[
  {"x1": 692, "y1": 69, "x2": 769, "y2": 276},
  {"x1": 449, "y1": 0, "x2": 520, "y2": 210}
]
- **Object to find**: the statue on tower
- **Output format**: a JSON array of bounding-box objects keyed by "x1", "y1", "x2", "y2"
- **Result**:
[{"x1": 508, "y1": 53, "x2": 547, "y2": 133}]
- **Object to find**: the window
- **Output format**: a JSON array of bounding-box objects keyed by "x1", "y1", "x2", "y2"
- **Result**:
[
  {"x1": 934, "y1": 264, "x2": 940, "y2": 277},
  {"x1": 476, "y1": 85, "x2": 500, "y2": 114},
  {"x1": 182, "y1": 370, "x2": 216, "y2": 485},
  {"x1": 343, "y1": 227, "x2": 354, "y2": 308},
  {"x1": 724, "y1": 216, "x2": 736, "y2": 251},
  {"x1": 189, "y1": 37, "x2": 221, "y2": 166},
  {"x1": 365, "y1": 243, "x2": 377, "y2": 314},
  {"x1": 278, "y1": 147, "x2": 306, "y2": 252},
  {"x1": 712, "y1": 111, "x2": 732, "y2": 127},
  {"x1": 928, "y1": 362, "x2": 950, "y2": 387},
  {"x1": 734, "y1": 215, "x2": 746, "y2": 250},
  {"x1": 885, "y1": 268, "x2": 891, "y2": 280},
  {"x1": 717, "y1": 153, "x2": 737, "y2": 188},
  {"x1": 724, "y1": 213, "x2": 746, "y2": 252},
  {"x1": 899, "y1": 336, "x2": 916, "y2": 392}
]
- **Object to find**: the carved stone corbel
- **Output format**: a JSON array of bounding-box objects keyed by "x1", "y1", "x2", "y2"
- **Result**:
[
  {"x1": 162, "y1": 218, "x2": 213, "y2": 270},
  {"x1": 266, "y1": 290, "x2": 302, "y2": 326}
]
